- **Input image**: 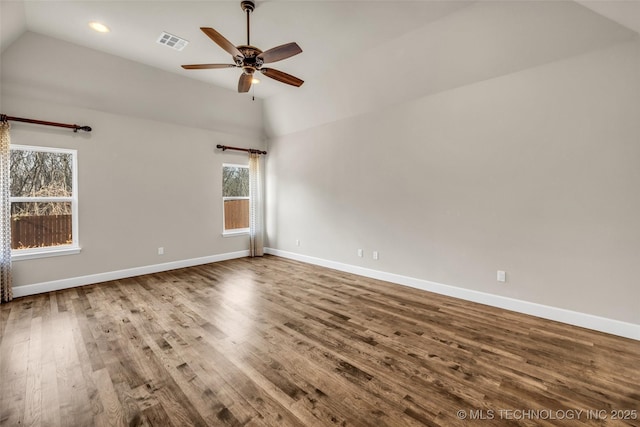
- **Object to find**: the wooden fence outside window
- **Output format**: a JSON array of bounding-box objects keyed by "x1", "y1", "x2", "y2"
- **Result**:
[
  {"x1": 11, "y1": 214, "x2": 72, "y2": 249},
  {"x1": 224, "y1": 199, "x2": 249, "y2": 230}
]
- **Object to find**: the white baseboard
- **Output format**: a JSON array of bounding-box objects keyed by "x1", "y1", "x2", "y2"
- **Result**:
[
  {"x1": 12, "y1": 250, "x2": 250, "y2": 298},
  {"x1": 265, "y1": 248, "x2": 639, "y2": 341},
  {"x1": 12, "y1": 247, "x2": 638, "y2": 341}
]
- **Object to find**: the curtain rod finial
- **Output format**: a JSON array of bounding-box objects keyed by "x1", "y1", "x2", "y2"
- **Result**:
[{"x1": 73, "y1": 125, "x2": 92, "y2": 133}]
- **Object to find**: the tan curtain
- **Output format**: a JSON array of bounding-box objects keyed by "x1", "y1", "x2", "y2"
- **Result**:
[
  {"x1": 249, "y1": 152, "x2": 264, "y2": 257},
  {"x1": 0, "y1": 119, "x2": 12, "y2": 303}
]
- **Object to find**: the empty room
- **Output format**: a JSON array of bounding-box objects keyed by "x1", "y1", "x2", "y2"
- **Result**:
[{"x1": 1, "y1": 0, "x2": 639, "y2": 426}]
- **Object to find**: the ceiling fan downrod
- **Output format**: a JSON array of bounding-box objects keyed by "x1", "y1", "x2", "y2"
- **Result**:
[{"x1": 241, "y1": 0, "x2": 255, "y2": 46}]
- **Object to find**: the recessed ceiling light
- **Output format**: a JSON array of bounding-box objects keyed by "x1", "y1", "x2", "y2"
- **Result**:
[
  {"x1": 88, "y1": 21, "x2": 110, "y2": 33},
  {"x1": 251, "y1": 78, "x2": 260, "y2": 84}
]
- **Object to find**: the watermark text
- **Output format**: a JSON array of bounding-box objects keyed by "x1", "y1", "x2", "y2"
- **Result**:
[{"x1": 455, "y1": 408, "x2": 637, "y2": 421}]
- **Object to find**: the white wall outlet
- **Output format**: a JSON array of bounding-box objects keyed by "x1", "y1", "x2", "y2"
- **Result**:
[
  {"x1": 497, "y1": 270, "x2": 506, "y2": 282},
  {"x1": 373, "y1": 251, "x2": 379, "y2": 260},
  {"x1": 357, "y1": 249, "x2": 363, "y2": 257},
  {"x1": 158, "y1": 247, "x2": 164, "y2": 255},
  {"x1": 296, "y1": 239, "x2": 300, "y2": 247}
]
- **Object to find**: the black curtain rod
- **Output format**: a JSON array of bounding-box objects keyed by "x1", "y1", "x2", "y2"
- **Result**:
[
  {"x1": 217, "y1": 144, "x2": 266, "y2": 155},
  {"x1": 0, "y1": 114, "x2": 92, "y2": 133}
]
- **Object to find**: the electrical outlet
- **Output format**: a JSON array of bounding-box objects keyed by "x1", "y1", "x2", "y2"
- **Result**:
[
  {"x1": 158, "y1": 247, "x2": 164, "y2": 255},
  {"x1": 497, "y1": 270, "x2": 506, "y2": 282},
  {"x1": 357, "y1": 249, "x2": 363, "y2": 257},
  {"x1": 373, "y1": 251, "x2": 379, "y2": 260},
  {"x1": 296, "y1": 239, "x2": 300, "y2": 247}
]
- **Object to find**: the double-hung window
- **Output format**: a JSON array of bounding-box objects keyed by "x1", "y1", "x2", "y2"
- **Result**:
[
  {"x1": 222, "y1": 164, "x2": 249, "y2": 235},
  {"x1": 10, "y1": 145, "x2": 79, "y2": 259}
]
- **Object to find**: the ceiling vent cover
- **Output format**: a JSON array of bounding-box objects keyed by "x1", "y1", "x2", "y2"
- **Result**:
[{"x1": 157, "y1": 32, "x2": 189, "y2": 51}]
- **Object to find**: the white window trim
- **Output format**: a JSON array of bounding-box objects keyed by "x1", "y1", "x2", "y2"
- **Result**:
[
  {"x1": 222, "y1": 163, "x2": 249, "y2": 236},
  {"x1": 222, "y1": 229, "x2": 249, "y2": 237},
  {"x1": 10, "y1": 144, "x2": 80, "y2": 260},
  {"x1": 12, "y1": 246, "x2": 81, "y2": 261}
]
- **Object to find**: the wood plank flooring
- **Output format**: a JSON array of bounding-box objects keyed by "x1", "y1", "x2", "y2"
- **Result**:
[{"x1": 1, "y1": 255, "x2": 639, "y2": 426}]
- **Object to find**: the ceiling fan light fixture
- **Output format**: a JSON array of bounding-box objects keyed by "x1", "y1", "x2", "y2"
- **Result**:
[
  {"x1": 251, "y1": 78, "x2": 260, "y2": 84},
  {"x1": 88, "y1": 21, "x2": 110, "y2": 33}
]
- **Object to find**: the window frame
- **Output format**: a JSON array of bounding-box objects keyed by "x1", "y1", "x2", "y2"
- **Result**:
[
  {"x1": 222, "y1": 163, "x2": 250, "y2": 236},
  {"x1": 10, "y1": 144, "x2": 80, "y2": 261}
]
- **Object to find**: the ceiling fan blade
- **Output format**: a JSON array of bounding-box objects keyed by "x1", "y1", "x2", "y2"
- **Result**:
[
  {"x1": 257, "y1": 42, "x2": 302, "y2": 64},
  {"x1": 238, "y1": 73, "x2": 253, "y2": 93},
  {"x1": 182, "y1": 64, "x2": 237, "y2": 70},
  {"x1": 200, "y1": 27, "x2": 243, "y2": 59},
  {"x1": 260, "y1": 68, "x2": 304, "y2": 87}
]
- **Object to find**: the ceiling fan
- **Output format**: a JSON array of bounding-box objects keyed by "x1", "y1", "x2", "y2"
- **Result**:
[{"x1": 182, "y1": 0, "x2": 304, "y2": 93}]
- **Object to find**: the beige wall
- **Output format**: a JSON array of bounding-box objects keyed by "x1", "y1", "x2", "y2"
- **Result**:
[
  {"x1": 265, "y1": 39, "x2": 640, "y2": 324},
  {"x1": 2, "y1": 33, "x2": 264, "y2": 287}
]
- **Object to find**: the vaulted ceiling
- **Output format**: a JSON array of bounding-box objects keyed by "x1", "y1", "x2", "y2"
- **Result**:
[
  {"x1": 1, "y1": 1, "x2": 473, "y2": 98},
  {"x1": 2, "y1": 1, "x2": 639, "y2": 101}
]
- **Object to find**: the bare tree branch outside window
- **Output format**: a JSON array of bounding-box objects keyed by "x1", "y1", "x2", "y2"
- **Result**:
[
  {"x1": 10, "y1": 150, "x2": 73, "y2": 216},
  {"x1": 223, "y1": 166, "x2": 249, "y2": 197}
]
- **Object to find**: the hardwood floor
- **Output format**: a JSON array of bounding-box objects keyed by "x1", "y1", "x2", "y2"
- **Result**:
[{"x1": 1, "y1": 255, "x2": 638, "y2": 426}]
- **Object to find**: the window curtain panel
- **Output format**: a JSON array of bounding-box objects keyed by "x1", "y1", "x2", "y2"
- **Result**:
[
  {"x1": 248, "y1": 152, "x2": 264, "y2": 257},
  {"x1": 0, "y1": 120, "x2": 12, "y2": 303}
]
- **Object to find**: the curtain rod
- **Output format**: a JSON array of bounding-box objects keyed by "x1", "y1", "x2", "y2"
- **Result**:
[
  {"x1": 0, "y1": 114, "x2": 92, "y2": 133},
  {"x1": 217, "y1": 144, "x2": 266, "y2": 155}
]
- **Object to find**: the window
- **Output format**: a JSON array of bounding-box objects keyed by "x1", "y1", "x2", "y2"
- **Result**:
[
  {"x1": 222, "y1": 164, "x2": 249, "y2": 234},
  {"x1": 10, "y1": 145, "x2": 79, "y2": 259}
]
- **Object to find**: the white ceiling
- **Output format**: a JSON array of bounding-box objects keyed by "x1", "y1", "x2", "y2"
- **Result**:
[
  {"x1": 1, "y1": 0, "x2": 474, "y2": 98},
  {"x1": 1, "y1": 1, "x2": 639, "y2": 100}
]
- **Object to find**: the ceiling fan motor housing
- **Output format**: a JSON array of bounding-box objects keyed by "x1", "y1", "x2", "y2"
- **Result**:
[{"x1": 237, "y1": 45, "x2": 263, "y2": 71}]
